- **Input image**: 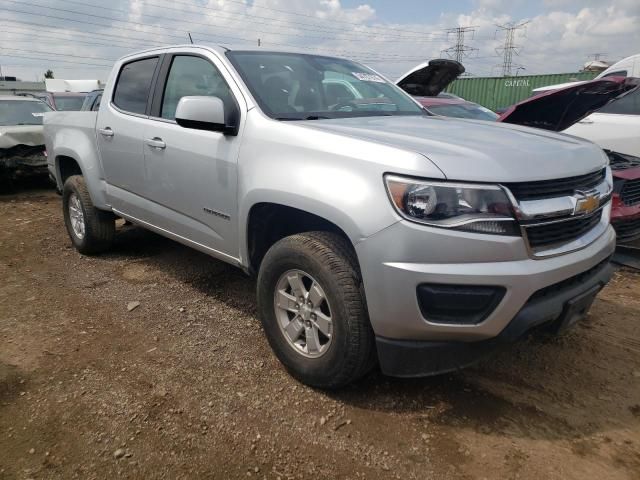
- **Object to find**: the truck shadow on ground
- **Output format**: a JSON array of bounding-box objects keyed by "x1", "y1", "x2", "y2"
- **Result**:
[
  {"x1": 105, "y1": 224, "x2": 638, "y2": 442},
  {"x1": 110, "y1": 224, "x2": 257, "y2": 316}
]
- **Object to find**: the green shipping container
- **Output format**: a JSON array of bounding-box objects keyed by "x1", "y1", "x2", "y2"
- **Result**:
[{"x1": 445, "y1": 72, "x2": 598, "y2": 112}]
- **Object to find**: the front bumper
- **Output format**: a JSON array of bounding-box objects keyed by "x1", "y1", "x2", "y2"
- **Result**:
[
  {"x1": 375, "y1": 257, "x2": 613, "y2": 377},
  {"x1": 356, "y1": 215, "x2": 616, "y2": 377},
  {"x1": 356, "y1": 213, "x2": 616, "y2": 337}
]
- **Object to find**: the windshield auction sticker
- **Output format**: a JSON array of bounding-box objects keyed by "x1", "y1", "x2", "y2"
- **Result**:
[{"x1": 352, "y1": 72, "x2": 386, "y2": 83}]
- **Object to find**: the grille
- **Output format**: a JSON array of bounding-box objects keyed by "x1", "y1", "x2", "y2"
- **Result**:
[
  {"x1": 620, "y1": 179, "x2": 640, "y2": 206},
  {"x1": 504, "y1": 169, "x2": 606, "y2": 201},
  {"x1": 612, "y1": 217, "x2": 640, "y2": 243},
  {"x1": 525, "y1": 210, "x2": 603, "y2": 249}
]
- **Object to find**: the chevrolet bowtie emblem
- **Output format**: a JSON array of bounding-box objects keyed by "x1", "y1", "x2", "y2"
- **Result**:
[{"x1": 574, "y1": 193, "x2": 599, "y2": 215}]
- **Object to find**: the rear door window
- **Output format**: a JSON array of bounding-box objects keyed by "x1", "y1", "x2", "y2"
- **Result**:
[{"x1": 113, "y1": 57, "x2": 159, "y2": 115}]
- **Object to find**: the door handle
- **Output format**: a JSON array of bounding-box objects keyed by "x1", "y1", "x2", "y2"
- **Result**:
[
  {"x1": 145, "y1": 137, "x2": 166, "y2": 150},
  {"x1": 578, "y1": 118, "x2": 594, "y2": 124},
  {"x1": 98, "y1": 127, "x2": 114, "y2": 137}
]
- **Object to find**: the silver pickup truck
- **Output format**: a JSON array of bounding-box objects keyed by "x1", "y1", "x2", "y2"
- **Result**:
[{"x1": 44, "y1": 45, "x2": 616, "y2": 388}]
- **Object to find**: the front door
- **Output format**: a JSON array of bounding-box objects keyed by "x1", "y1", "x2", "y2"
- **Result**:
[{"x1": 142, "y1": 53, "x2": 243, "y2": 258}]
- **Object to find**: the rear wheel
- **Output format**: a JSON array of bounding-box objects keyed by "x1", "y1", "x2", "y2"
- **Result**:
[
  {"x1": 257, "y1": 232, "x2": 376, "y2": 389},
  {"x1": 62, "y1": 175, "x2": 115, "y2": 254}
]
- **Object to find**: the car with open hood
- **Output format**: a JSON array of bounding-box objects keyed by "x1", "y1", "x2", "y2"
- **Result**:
[
  {"x1": 500, "y1": 77, "x2": 640, "y2": 243},
  {"x1": 396, "y1": 59, "x2": 498, "y2": 121},
  {"x1": 0, "y1": 96, "x2": 53, "y2": 181}
]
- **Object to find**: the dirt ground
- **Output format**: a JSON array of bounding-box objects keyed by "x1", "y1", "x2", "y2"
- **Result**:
[{"x1": 1, "y1": 186, "x2": 639, "y2": 480}]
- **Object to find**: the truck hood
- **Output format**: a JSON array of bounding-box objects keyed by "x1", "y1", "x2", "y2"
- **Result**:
[
  {"x1": 0, "y1": 125, "x2": 45, "y2": 149},
  {"x1": 396, "y1": 59, "x2": 465, "y2": 97},
  {"x1": 500, "y1": 77, "x2": 640, "y2": 131},
  {"x1": 298, "y1": 115, "x2": 607, "y2": 183}
]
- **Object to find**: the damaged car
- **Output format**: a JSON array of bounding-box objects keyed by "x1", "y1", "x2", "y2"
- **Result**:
[
  {"x1": 499, "y1": 77, "x2": 640, "y2": 243},
  {"x1": 0, "y1": 96, "x2": 52, "y2": 182},
  {"x1": 396, "y1": 59, "x2": 498, "y2": 121}
]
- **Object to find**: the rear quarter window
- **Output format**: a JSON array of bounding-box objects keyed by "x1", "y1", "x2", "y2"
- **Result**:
[{"x1": 113, "y1": 57, "x2": 159, "y2": 115}]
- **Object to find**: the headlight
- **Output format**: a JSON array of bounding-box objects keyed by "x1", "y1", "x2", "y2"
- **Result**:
[{"x1": 385, "y1": 175, "x2": 520, "y2": 235}]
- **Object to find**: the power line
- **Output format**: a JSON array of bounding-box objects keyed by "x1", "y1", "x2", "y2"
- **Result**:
[
  {"x1": 0, "y1": 35, "x2": 440, "y2": 66},
  {"x1": 58, "y1": 0, "x2": 448, "y2": 42},
  {"x1": 0, "y1": 17, "x2": 169, "y2": 49},
  {"x1": 0, "y1": 26, "x2": 149, "y2": 51},
  {"x1": 0, "y1": 6, "x2": 447, "y2": 63},
  {"x1": 0, "y1": 63, "x2": 107, "y2": 70},
  {"x1": 5, "y1": 0, "x2": 448, "y2": 47},
  {"x1": 494, "y1": 21, "x2": 530, "y2": 77},
  {"x1": 0, "y1": 2, "x2": 285, "y2": 48},
  {"x1": 441, "y1": 26, "x2": 478, "y2": 64},
  {"x1": 158, "y1": 0, "x2": 449, "y2": 37},
  {"x1": 0, "y1": 47, "x2": 115, "y2": 64},
  {"x1": 0, "y1": 52, "x2": 112, "y2": 67}
]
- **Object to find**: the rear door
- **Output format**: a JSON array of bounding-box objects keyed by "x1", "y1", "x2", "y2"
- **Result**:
[
  {"x1": 98, "y1": 55, "x2": 160, "y2": 217},
  {"x1": 141, "y1": 52, "x2": 244, "y2": 258},
  {"x1": 565, "y1": 88, "x2": 640, "y2": 157}
]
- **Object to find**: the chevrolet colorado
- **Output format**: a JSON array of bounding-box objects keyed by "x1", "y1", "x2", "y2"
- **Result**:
[{"x1": 44, "y1": 46, "x2": 616, "y2": 388}]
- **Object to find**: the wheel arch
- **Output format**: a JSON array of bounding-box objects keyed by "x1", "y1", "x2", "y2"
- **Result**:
[
  {"x1": 53, "y1": 148, "x2": 109, "y2": 209},
  {"x1": 244, "y1": 200, "x2": 358, "y2": 275}
]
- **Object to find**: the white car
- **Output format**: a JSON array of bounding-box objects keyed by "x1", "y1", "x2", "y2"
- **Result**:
[
  {"x1": 564, "y1": 54, "x2": 640, "y2": 158},
  {"x1": 564, "y1": 78, "x2": 639, "y2": 158},
  {"x1": 531, "y1": 53, "x2": 640, "y2": 158}
]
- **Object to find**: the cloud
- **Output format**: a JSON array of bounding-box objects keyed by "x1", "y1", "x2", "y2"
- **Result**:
[{"x1": 0, "y1": 0, "x2": 637, "y2": 82}]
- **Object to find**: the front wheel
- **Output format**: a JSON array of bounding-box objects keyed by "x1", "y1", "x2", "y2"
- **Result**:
[
  {"x1": 257, "y1": 232, "x2": 376, "y2": 389},
  {"x1": 62, "y1": 175, "x2": 115, "y2": 255}
]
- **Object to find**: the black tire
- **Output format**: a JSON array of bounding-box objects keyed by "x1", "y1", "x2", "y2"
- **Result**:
[
  {"x1": 62, "y1": 175, "x2": 115, "y2": 255},
  {"x1": 257, "y1": 232, "x2": 376, "y2": 389}
]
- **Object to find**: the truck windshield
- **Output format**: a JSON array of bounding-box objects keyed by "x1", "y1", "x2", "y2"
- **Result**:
[
  {"x1": 0, "y1": 100, "x2": 52, "y2": 126},
  {"x1": 53, "y1": 94, "x2": 87, "y2": 111},
  {"x1": 227, "y1": 51, "x2": 425, "y2": 120}
]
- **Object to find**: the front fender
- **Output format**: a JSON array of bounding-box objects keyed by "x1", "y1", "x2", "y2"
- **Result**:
[
  {"x1": 235, "y1": 111, "x2": 444, "y2": 267},
  {"x1": 237, "y1": 153, "x2": 402, "y2": 267}
]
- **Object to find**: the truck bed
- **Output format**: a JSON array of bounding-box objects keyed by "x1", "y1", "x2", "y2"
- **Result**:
[{"x1": 43, "y1": 111, "x2": 100, "y2": 184}]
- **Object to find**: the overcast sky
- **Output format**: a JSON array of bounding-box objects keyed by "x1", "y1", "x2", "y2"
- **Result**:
[{"x1": 0, "y1": 0, "x2": 638, "y2": 82}]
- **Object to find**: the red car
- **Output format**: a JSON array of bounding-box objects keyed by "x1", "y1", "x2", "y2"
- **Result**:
[
  {"x1": 396, "y1": 59, "x2": 499, "y2": 121},
  {"x1": 499, "y1": 77, "x2": 640, "y2": 243}
]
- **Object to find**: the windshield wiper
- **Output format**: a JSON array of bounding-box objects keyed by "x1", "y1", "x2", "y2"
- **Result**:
[{"x1": 275, "y1": 115, "x2": 330, "y2": 121}]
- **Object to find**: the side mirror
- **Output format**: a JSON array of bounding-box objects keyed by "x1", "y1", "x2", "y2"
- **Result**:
[{"x1": 175, "y1": 96, "x2": 238, "y2": 135}]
